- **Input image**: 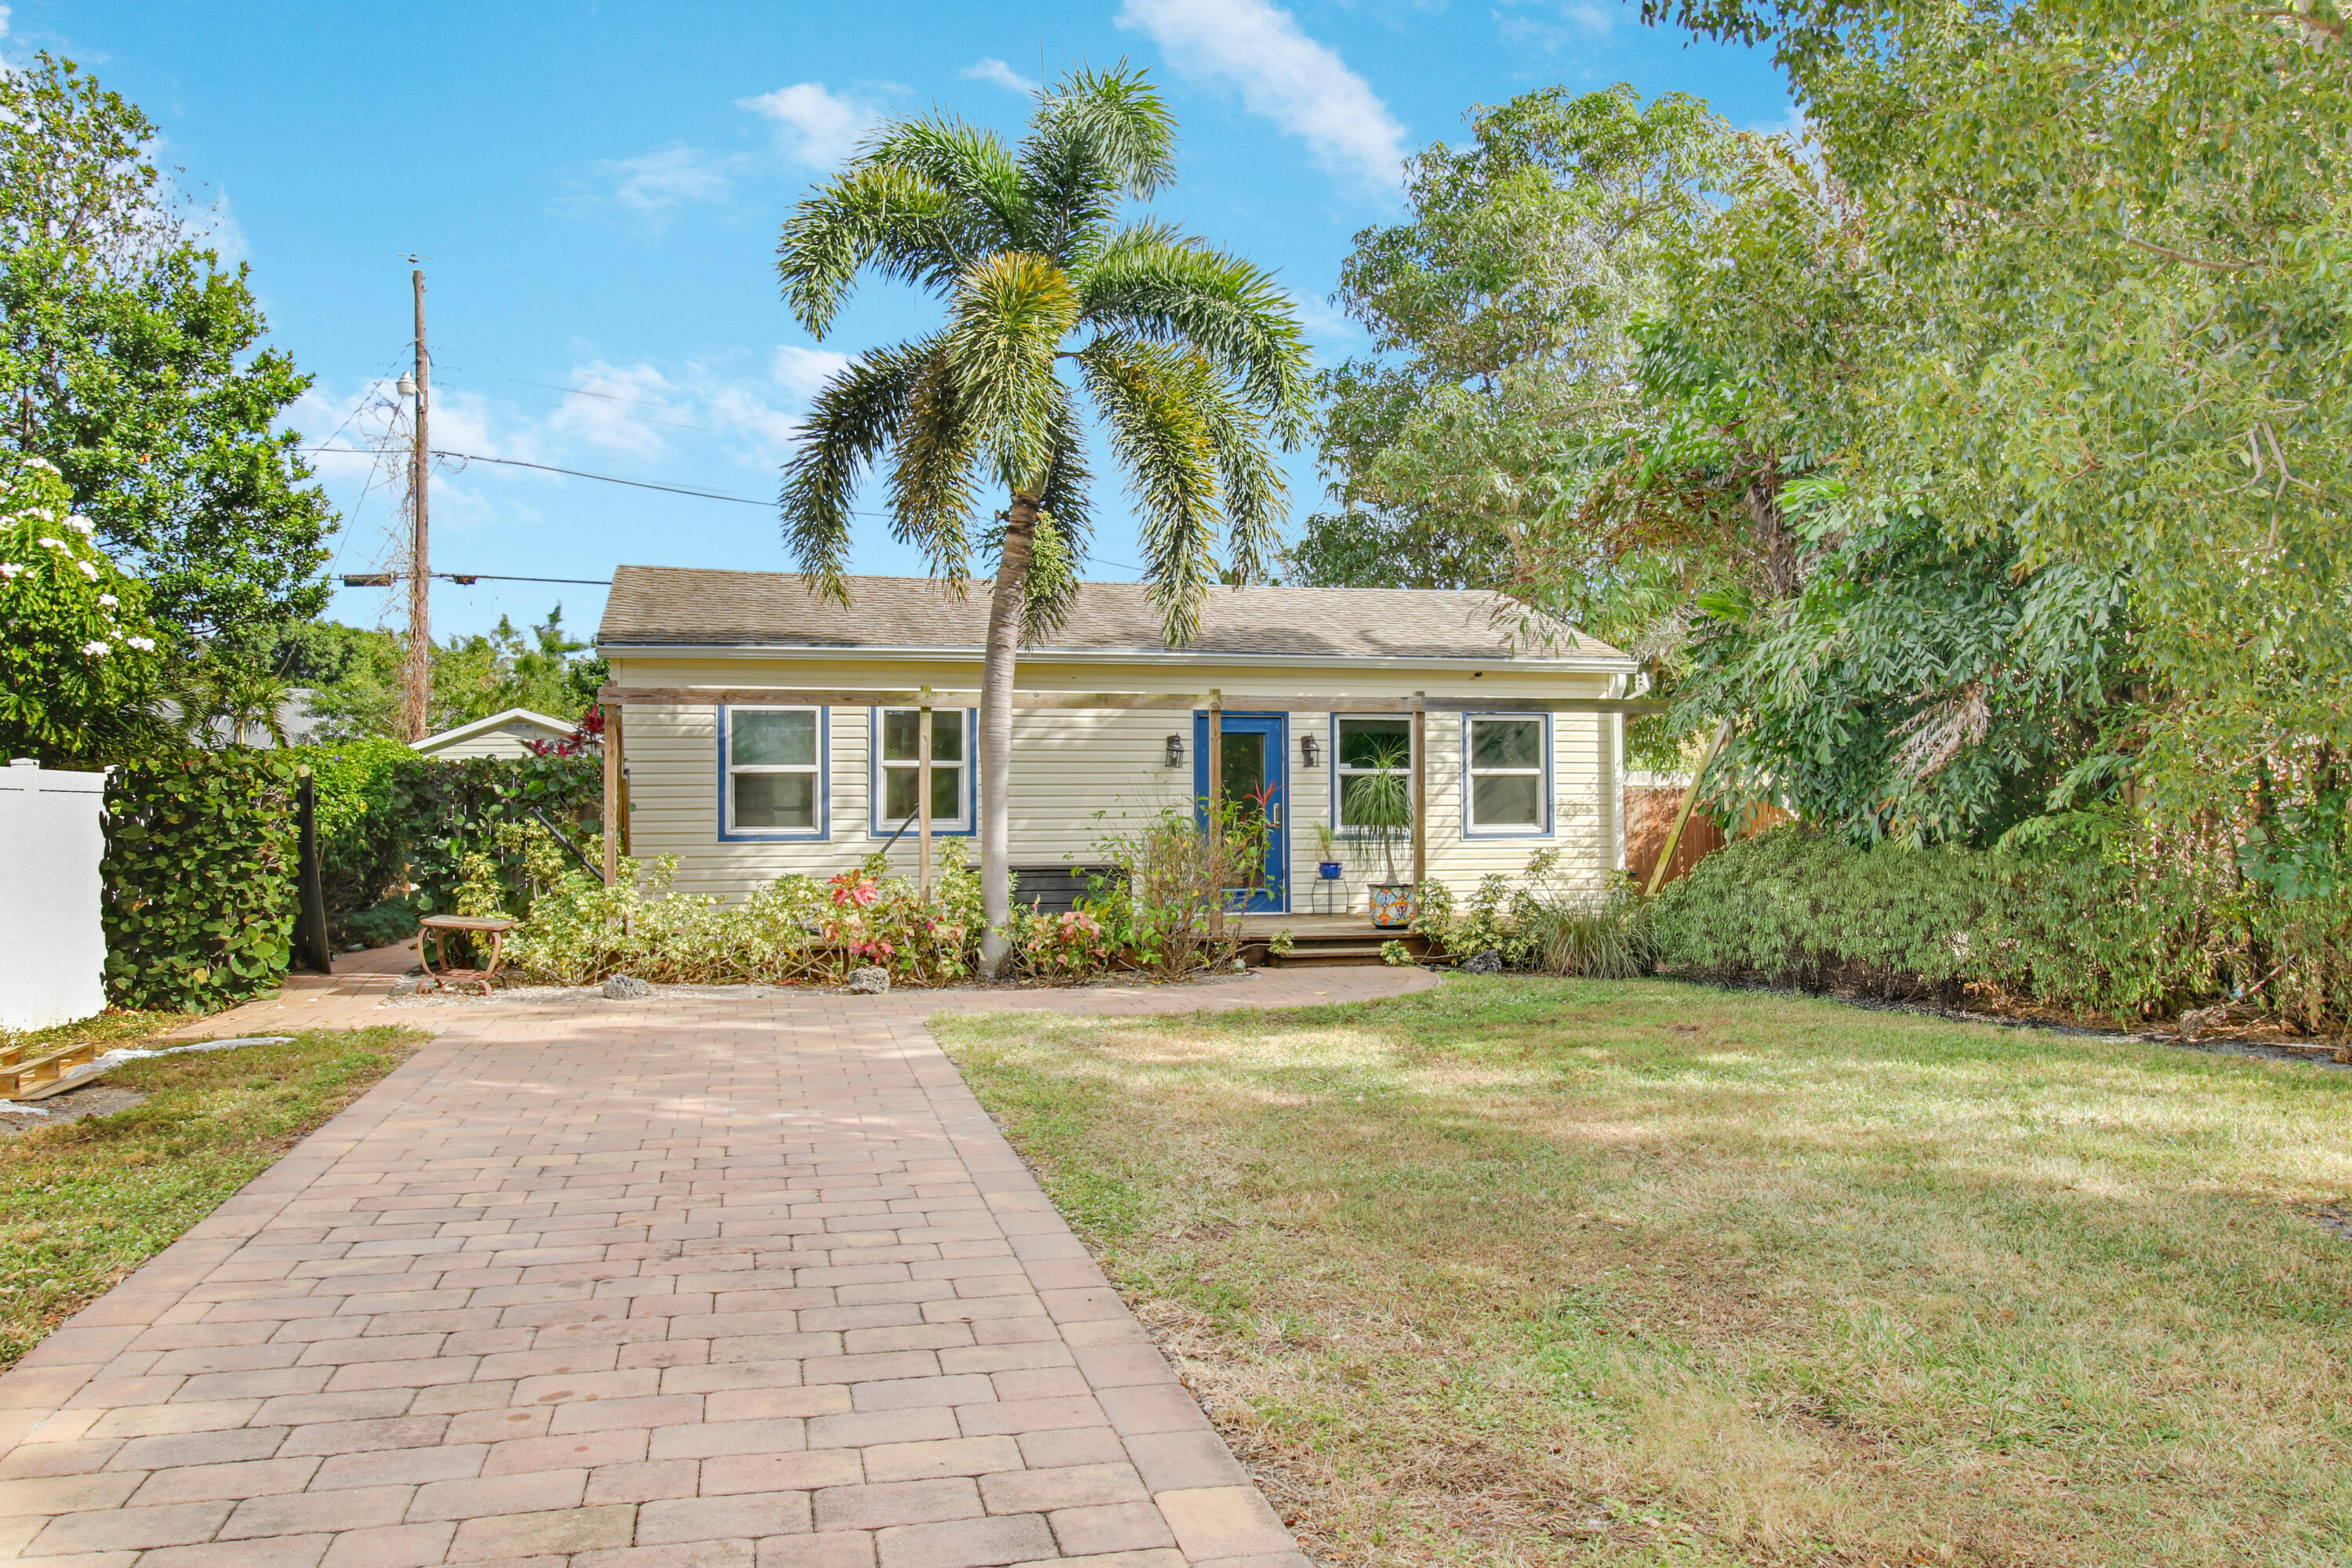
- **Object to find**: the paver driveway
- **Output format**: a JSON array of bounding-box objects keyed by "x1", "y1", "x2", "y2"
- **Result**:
[{"x1": 0, "y1": 964, "x2": 1434, "y2": 1567}]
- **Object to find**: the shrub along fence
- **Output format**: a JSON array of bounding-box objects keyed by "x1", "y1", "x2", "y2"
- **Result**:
[
  {"x1": 101, "y1": 753, "x2": 302, "y2": 1011},
  {"x1": 296, "y1": 741, "x2": 601, "y2": 941},
  {"x1": 1648, "y1": 824, "x2": 2352, "y2": 1032}
]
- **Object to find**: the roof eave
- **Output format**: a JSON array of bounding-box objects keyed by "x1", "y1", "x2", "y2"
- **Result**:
[{"x1": 593, "y1": 640, "x2": 1639, "y2": 674}]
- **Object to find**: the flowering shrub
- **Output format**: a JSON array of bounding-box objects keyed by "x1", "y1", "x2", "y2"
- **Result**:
[
  {"x1": 494, "y1": 835, "x2": 988, "y2": 987},
  {"x1": 0, "y1": 456, "x2": 166, "y2": 762},
  {"x1": 1014, "y1": 907, "x2": 1115, "y2": 981}
]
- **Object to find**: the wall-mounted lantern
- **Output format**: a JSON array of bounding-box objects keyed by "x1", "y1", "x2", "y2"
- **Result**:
[
  {"x1": 1163, "y1": 734, "x2": 1186, "y2": 769},
  {"x1": 1300, "y1": 733, "x2": 1320, "y2": 768}
]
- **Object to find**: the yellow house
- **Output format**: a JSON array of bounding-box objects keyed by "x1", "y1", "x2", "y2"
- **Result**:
[{"x1": 594, "y1": 567, "x2": 1645, "y2": 916}]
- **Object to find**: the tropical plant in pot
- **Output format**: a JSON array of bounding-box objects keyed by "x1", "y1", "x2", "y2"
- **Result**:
[
  {"x1": 1312, "y1": 821, "x2": 1343, "y2": 880},
  {"x1": 1349, "y1": 746, "x2": 1414, "y2": 927}
]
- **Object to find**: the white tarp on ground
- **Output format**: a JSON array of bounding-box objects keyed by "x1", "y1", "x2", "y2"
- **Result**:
[{"x1": 0, "y1": 759, "x2": 107, "y2": 1032}]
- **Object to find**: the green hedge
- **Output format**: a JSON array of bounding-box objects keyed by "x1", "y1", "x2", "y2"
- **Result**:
[
  {"x1": 293, "y1": 743, "x2": 601, "y2": 916},
  {"x1": 102, "y1": 753, "x2": 301, "y2": 1011},
  {"x1": 1649, "y1": 824, "x2": 2350, "y2": 1029}
]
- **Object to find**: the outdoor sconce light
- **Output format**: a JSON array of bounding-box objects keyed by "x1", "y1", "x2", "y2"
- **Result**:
[
  {"x1": 1300, "y1": 734, "x2": 1320, "y2": 768},
  {"x1": 1163, "y1": 735, "x2": 1185, "y2": 768}
]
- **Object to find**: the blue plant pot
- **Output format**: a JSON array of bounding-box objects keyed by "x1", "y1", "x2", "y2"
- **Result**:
[{"x1": 1317, "y1": 862, "x2": 1343, "y2": 880}]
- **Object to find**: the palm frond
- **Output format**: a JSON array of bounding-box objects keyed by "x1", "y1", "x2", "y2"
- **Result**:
[
  {"x1": 1078, "y1": 340, "x2": 1223, "y2": 647},
  {"x1": 1019, "y1": 64, "x2": 1178, "y2": 256},
  {"x1": 858, "y1": 115, "x2": 1036, "y2": 252},
  {"x1": 1196, "y1": 387, "x2": 1284, "y2": 586},
  {"x1": 779, "y1": 343, "x2": 924, "y2": 601},
  {"x1": 944, "y1": 252, "x2": 1081, "y2": 494},
  {"x1": 886, "y1": 340, "x2": 983, "y2": 583},
  {"x1": 1076, "y1": 230, "x2": 1312, "y2": 443},
  {"x1": 1020, "y1": 511, "x2": 1081, "y2": 645},
  {"x1": 777, "y1": 165, "x2": 973, "y2": 336}
]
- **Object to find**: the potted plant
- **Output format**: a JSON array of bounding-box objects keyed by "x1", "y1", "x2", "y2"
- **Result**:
[
  {"x1": 1349, "y1": 747, "x2": 1414, "y2": 928},
  {"x1": 1312, "y1": 821, "x2": 1343, "y2": 881}
]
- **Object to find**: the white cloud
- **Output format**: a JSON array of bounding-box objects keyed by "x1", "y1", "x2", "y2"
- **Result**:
[
  {"x1": 771, "y1": 344, "x2": 853, "y2": 401},
  {"x1": 960, "y1": 57, "x2": 1039, "y2": 94},
  {"x1": 1494, "y1": 0, "x2": 1621, "y2": 48},
  {"x1": 546, "y1": 361, "x2": 674, "y2": 460},
  {"x1": 597, "y1": 144, "x2": 752, "y2": 220},
  {"x1": 1116, "y1": 0, "x2": 1407, "y2": 191},
  {"x1": 738, "y1": 82, "x2": 880, "y2": 169},
  {"x1": 196, "y1": 191, "x2": 249, "y2": 265}
]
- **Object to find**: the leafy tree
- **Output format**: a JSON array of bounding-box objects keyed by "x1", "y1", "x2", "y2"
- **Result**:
[
  {"x1": 774, "y1": 65, "x2": 1312, "y2": 974},
  {"x1": 1296, "y1": 86, "x2": 1746, "y2": 594},
  {"x1": 0, "y1": 454, "x2": 170, "y2": 762},
  {"x1": 0, "y1": 54, "x2": 333, "y2": 655},
  {"x1": 283, "y1": 610, "x2": 604, "y2": 742},
  {"x1": 1642, "y1": 0, "x2": 2352, "y2": 839}
]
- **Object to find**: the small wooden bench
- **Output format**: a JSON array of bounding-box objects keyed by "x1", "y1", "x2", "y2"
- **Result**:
[{"x1": 416, "y1": 915, "x2": 520, "y2": 996}]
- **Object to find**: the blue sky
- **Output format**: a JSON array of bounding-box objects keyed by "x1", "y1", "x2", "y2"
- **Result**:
[{"x1": 16, "y1": 0, "x2": 1788, "y2": 641}]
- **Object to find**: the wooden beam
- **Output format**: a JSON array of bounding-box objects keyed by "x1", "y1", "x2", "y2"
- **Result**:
[
  {"x1": 1410, "y1": 692, "x2": 1427, "y2": 891},
  {"x1": 600, "y1": 702, "x2": 619, "y2": 886},
  {"x1": 597, "y1": 684, "x2": 1666, "y2": 716},
  {"x1": 1206, "y1": 687, "x2": 1223, "y2": 844},
  {"x1": 917, "y1": 687, "x2": 933, "y2": 901},
  {"x1": 612, "y1": 705, "x2": 630, "y2": 860},
  {"x1": 1646, "y1": 718, "x2": 1733, "y2": 898}
]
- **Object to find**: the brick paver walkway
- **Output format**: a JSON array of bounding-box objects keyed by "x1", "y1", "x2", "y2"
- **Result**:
[{"x1": 0, "y1": 960, "x2": 1437, "y2": 1567}]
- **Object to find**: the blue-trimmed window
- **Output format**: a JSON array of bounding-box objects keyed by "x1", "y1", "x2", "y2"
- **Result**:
[
  {"x1": 869, "y1": 707, "x2": 975, "y2": 837},
  {"x1": 1462, "y1": 713, "x2": 1551, "y2": 836},
  {"x1": 720, "y1": 705, "x2": 829, "y2": 840},
  {"x1": 1330, "y1": 714, "x2": 1414, "y2": 832}
]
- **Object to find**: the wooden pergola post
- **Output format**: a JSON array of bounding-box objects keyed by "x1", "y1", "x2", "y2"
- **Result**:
[
  {"x1": 600, "y1": 702, "x2": 621, "y2": 886},
  {"x1": 1410, "y1": 691, "x2": 1427, "y2": 890},
  {"x1": 1207, "y1": 688, "x2": 1224, "y2": 889},
  {"x1": 918, "y1": 686, "x2": 934, "y2": 901}
]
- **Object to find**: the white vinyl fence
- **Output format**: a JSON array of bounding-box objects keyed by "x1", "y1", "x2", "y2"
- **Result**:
[{"x1": 0, "y1": 760, "x2": 107, "y2": 1031}]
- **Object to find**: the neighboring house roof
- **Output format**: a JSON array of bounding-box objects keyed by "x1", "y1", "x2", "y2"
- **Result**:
[
  {"x1": 598, "y1": 568, "x2": 1633, "y2": 668},
  {"x1": 411, "y1": 707, "x2": 580, "y2": 754}
]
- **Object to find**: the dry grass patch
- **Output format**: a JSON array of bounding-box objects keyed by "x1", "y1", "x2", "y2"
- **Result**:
[{"x1": 935, "y1": 978, "x2": 2352, "y2": 1567}]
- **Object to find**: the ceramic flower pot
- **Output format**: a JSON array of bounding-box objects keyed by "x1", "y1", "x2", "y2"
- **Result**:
[
  {"x1": 1368, "y1": 882, "x2": 1414, "y2": 929},
  {"x1": 1318, "y1": 861, "x2": 1343, "y2": 880}
]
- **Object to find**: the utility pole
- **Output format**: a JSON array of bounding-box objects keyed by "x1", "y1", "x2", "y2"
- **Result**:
[{"x1": 401, "y1": 263, "x2": 432, "y2": 742}]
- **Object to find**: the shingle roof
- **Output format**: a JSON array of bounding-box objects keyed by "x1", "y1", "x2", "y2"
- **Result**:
[{"x1": 597, "y1": 568, "x2": 1632, "y2": 666}]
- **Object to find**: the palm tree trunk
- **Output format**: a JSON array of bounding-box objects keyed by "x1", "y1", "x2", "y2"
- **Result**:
[{"x1": 977, "y1": 492, "x2": 1040, "y2": 978}]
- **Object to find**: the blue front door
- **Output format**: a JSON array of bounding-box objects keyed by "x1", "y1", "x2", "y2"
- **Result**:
[{"x1": 1192, "y1": 711, "x2": 1288, "y2": 913}]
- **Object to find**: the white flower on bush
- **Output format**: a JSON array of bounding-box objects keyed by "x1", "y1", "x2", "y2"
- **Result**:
[
  {"x1": 81, "y1": 640, "x2": 108, "y2": 657},
  {"x1": 125, "y1": 636, "x2": 156, "y2": 652},
  {"x1": 0, "y1": 561, "x2": 20, "y2": 579},
  {"x1": 21, "y1": 456, "x2": 58, "y2": 474},
  {"x1": 97, "y1": 592, "x2": 118, "y2": 606},
  {"x1": 64, "y1": 514, "x2": 93, "y2": 536},
  {"x1": 74, "y1": 558, "x2": 97, "y2": 579},
  {"x1": 36, "y1": 536, "x2": 65, "y2": 550}
]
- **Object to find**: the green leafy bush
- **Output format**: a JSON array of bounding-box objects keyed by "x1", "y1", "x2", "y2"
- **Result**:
[
  {"x1": 289, "y1": 743, "x2": 601, "y2": 916},
  {"x1": 101, "y1": 753, "x2": 300, "y2": 1010},
  {"x1": 1649, "y1": 824, "x2": 2352, "y2": 1030}
]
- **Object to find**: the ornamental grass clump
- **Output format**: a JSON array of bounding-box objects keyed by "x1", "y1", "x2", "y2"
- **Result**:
[{"x1": 1413, "y1": 848, "x2": 1654, "y2": 978}]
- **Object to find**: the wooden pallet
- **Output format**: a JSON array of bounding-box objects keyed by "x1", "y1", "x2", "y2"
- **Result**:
[{"x1": 0, "y1": 1036, "x2": 106, "y2": 1101}]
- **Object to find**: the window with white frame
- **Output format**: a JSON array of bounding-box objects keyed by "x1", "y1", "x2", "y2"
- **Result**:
[
  {"x1": 1465, "y1": 714, "x2": 1548, "y2": 833},
  {"x1": 1333, "y1": 715, "x2": 1414, "y2": 830},
  {"x1": 724, "y1": 706, "x2": 822, "y2": 834},
  {"x1": 875, "y1": 708, "x2": 971, "y2": 833}
]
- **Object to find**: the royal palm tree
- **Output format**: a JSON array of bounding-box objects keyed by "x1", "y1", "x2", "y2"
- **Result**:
[{"x1": 776, "y1": 65, "x2": 1312, "y2": 975}]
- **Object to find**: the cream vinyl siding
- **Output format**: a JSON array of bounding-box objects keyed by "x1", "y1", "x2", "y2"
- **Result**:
[{"x1": 608, "y1": 649, "x2": 1628, "y2": 908}]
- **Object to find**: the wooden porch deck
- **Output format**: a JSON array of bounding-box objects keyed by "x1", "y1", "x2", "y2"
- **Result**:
[{"x1": 1233, "y1": 912, "x2": 1439, "y2": 967}]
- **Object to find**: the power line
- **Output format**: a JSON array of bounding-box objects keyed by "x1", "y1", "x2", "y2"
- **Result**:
[{"x1": 301, "y1": 446, "x2": 768, "y2": 504}]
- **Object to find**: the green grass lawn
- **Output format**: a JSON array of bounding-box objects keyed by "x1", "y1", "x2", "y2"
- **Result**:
[
  {"x1": 0, "y1": 1025, "x2": 423, "y2": 1372},
  {"x1": 935, "y1": 978, "x2": 2352, "y2": 1568}
]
